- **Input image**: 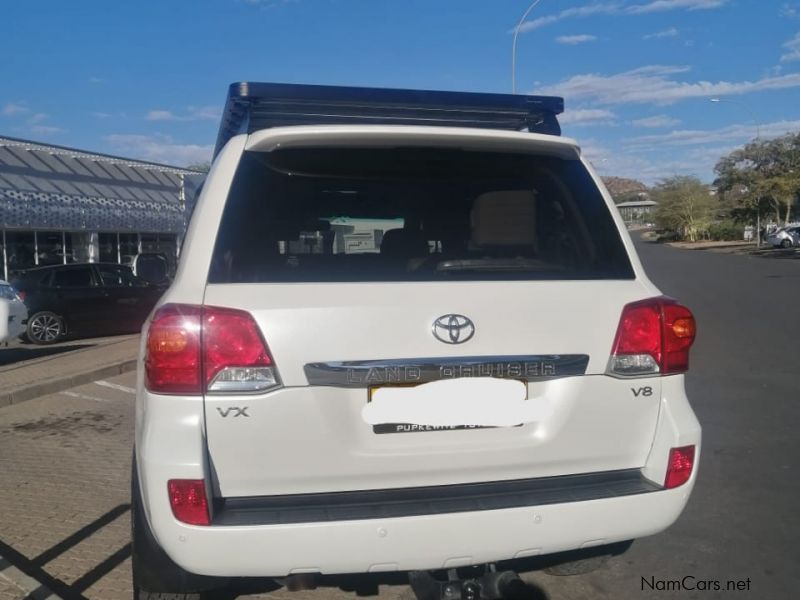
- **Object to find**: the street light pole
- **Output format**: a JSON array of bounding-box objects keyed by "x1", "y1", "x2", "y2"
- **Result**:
[
  {"x1": 710, "y1": 97, "x2": 763, "y2": 247},
  {"x1": 511, "y1": 0, "x2": 544, "y2": 94}
]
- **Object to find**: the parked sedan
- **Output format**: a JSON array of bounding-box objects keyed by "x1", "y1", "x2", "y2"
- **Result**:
[
  {"x1": 0, "y1": 280, "x2": 28, "y2": 343},
  {"x1": 10, "y1": 263, "x2": 166, "y2": 344},
  {"x1": 765, "y1": 226, "x2": 800, "y2": 248}
]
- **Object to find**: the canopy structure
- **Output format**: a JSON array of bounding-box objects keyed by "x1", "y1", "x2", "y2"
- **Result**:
[{"x1": 0, "y1": 136, "x2": 201, "y2": 233}]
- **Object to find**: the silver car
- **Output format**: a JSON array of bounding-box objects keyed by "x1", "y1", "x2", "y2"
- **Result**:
[
  {"x1": 0, "y1": 279, "x2": 28, "y2": 343},
  {"x1": 766, "y1": 226, "x2": 800, "y2": 248}
]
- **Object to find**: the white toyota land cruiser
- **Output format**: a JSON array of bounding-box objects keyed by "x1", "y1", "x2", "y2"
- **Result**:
[{"x1": 132, "y1": 82, "x2": 701, "y2": 600}]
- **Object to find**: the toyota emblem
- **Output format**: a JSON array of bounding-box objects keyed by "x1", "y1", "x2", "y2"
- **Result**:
[{"x1": 432, "y1": 314, "x2": 475, "y2": 344}]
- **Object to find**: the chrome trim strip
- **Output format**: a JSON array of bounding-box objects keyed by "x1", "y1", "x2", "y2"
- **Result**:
[{"x1": 304, "y1": 354, "x2": 589, "y2": 387}]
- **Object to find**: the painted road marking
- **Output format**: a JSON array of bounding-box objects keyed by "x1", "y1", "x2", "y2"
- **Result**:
[
  {"x1": 61, "y1": 390, "x2": 118, "y2": 403},
  {"x1": 95, "y1": 380, "x2": 136, "y2": 394}
]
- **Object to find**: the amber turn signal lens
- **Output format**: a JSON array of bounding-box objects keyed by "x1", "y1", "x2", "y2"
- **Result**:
[{"x1": 671, "y1": 317, "x2": 696, "y2": 339}]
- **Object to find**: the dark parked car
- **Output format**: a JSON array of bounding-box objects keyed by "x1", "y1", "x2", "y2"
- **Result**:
[{"x1": 10, "y1": 263, "x2": 166, "y2": 344}]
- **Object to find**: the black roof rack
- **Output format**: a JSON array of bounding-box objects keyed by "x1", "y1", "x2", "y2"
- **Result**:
[{"x1": 214, "y1": 82, "x2": 564, "y2": 157}]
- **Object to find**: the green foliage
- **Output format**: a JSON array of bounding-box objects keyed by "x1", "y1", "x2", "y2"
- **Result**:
[
  {"x1": 714, "y1": 133, "x2": 800, "y2": 225},
  {"x1": 707, "y1": 220, "x2": 742, "y2": 241},
  {"x1": 653, "y1": 176, "x2": 717, "y2": 241},
  {"x1": 186, "y1": 162, "x2": 211, "y2": 173}
]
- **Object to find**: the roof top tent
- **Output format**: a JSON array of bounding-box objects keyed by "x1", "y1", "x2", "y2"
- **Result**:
[{"x1": 214, "y1": 82, "x2": 565, "y2": 158}]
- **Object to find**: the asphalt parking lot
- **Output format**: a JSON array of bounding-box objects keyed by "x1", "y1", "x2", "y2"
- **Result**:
[{"x1": 0, "y1": 240, "x2": 797, "y2": 600}]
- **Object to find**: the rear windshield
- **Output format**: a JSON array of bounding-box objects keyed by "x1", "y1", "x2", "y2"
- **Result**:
[{"x1": 209, "y1": 147, "x2": 633, "y2": 283}]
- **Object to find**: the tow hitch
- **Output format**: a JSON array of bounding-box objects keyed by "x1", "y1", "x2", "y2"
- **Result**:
[{"x1": 409, "y1": 568, "x2": 527, "y2": 600}]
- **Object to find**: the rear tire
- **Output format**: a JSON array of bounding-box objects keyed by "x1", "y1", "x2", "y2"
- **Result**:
[
  {"x1": 780, "y1": 239, "x2": 792, "y2": 248},
  {"x1": 131, "y1": 460, "x2": 226, "y2": 598},
  {"x1": 26, "y1": 311, "x2": 64, "y2": 345}
]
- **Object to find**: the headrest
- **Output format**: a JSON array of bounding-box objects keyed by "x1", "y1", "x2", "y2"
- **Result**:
[
  {"x1": 471, "y1": 190, "x2": 537, "y2": 247},
  {"x1": 380, "y1": 228, "x2": 430, "y2": 258}
]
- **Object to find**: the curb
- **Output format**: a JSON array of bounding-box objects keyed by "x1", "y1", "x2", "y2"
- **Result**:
[{"x1": 0, "y1": 359, "x2": 138, "y2": 407}]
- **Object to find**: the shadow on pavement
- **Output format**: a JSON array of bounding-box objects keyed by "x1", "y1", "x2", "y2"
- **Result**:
[
  {"x1": 0, "y1": 504, "x2": 131, "y2": 600},
  {"x1": 0, "y1": 343, "x2": 95, "y2": 367}
]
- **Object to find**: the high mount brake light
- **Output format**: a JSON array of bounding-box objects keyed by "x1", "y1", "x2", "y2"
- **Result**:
[
  {"x1": 609, "y1": 297, "x2": 696, "y2": 377},
  {"x1": 145, "y1": 304, "x2": 280, "y2": 394}
]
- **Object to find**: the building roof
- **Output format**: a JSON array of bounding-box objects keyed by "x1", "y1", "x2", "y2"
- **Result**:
[
  {"x1": 615, "y1": 200, "x2": 658, "y2": 208},
  {"x1": 0, "y1": 135, "x2": 203, "y2": 233}
]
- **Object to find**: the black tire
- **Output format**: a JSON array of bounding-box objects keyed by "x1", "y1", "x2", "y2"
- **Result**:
[
  {"x1": 780, "y1": 239, "x2": 792, "y2": 248},
  {"x1": 131, "y1": 460, "x2": 226, "y2": 599},
  {"x1": 26, "y1": 311, "x2": 64, "y2": 345}
]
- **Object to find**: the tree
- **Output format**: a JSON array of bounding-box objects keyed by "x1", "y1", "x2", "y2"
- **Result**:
[
  {"x1": 715, "y1": 133, "x2": 800, "y2": 226},
  {"x1": 653, "y1": 176, "x2": 717, "y2": 241},
  {"x1": 186, "y1": 161, "x2": 211, "y2": 173}
]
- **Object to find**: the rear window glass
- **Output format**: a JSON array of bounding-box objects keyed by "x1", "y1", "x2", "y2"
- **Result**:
[{"x1": 209, "y1": 147, "x2": 633, "y2": 283}]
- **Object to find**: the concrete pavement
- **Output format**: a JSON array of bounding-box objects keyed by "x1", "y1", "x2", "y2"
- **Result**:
[{"x1": 0, "y1": 336, "x2": 139, "y2": 407}]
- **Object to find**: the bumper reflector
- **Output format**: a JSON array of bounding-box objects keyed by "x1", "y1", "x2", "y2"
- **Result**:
[
  {"x1": 664, "y1": 445, "x2": 695, "y2": 489},
  {"x1": 168, "y1": 479, "x2": 210, "y2": 525}
]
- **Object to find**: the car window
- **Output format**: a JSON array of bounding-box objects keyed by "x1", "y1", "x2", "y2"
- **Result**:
[
  {"x1": 209, "y1": 148, "x2": 633, "y2": 283},
  {"x1": 96, "y1": 265, "x2": 140, "y2": 287},
  {"x1": 51, "y1": 267, "x2": 94, "y2": 288},
  {"x1": 0, "y1": 284, "x2": 18, "y2": 300}
]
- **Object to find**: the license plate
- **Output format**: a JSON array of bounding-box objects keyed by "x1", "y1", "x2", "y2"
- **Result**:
[{"x1": 365, "y1": 378, "x2": 526, "y2": 434}]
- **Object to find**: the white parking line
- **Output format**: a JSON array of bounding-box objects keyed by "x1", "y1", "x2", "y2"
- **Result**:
[
  {"x1": 95, "y1": 380, "x2": 136, "y2": 394},
  {"x1": 60, "y1": 390, "x2": 118, "y2": 403}
]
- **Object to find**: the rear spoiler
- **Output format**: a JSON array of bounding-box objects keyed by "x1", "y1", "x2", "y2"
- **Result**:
[{"x1": 214, "y1": 82, "x2": 564, "y2": 158}]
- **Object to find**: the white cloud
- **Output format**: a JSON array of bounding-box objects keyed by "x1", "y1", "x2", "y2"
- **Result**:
[
  {"x1": 631, "y1": 115, "x2": 681, "y2": 127},
  {"x1": 88, "y1": 76, "x2": 104, "y2": 84},
  {"x1": 30, "y1": 125, "x2": 64, "y2": 135},
  {"x1": 625, "y1": 120, "x2": 800, "y2": 147},
  {"x1": 517, "y1": 3, "x2": 619, "y2": 33},
  {"x1": 146, "y1": 106, "x2": 220, "y2": 121},
  {"x1": 28, "y1": 113, "x2": 48, "y2": 124},
  {"x1": 518, "y1": 0, "x2": 725, "y2": 32},
  {"x1": 626, "y1": 0, "x2": 726, "y2": 14},
  {"x1": 105, "y1": 134, "x2": 213, "y2": 166},
  {"x1": 556, "y1": 34, "x2": 598, "y2": 45},
  {"x1": 2, "y1": 102, "x2": 29, "y2": 116},
  {"x1": 643, "y1": 27, "x2": 679, "y2": 39},
  {"x1": 92, "y1": 112, "x2": 113, "y2": 119},
  {"x1": 783, "y1": 4, "x2": 799, "y2": 18},
  {"x1": 560, "y1": 108, "x2": 617, "y2": 125},
  {"x1": 535, "y1": 65, "x2": 800, "y2": 105},
  {"x1": 780, "y1": 32, "x2": 800, "y2": 62}
]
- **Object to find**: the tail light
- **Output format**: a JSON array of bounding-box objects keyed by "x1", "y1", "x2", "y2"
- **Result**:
[
  {"x1": 664, "y1": 445, "x2": 695, "y2": 489},
  {"x1": 16, "y1": 290, "x2": 26, "y2": 301},
  {"x1": 608, "y1": 296, "x2": 696, "y2": 377},
  {"x1": 168, "y1": 479, "x2": 210, "y2": 525},
  {"x1": 145, "y1": 304, "x2": 280, "y2": 394}
]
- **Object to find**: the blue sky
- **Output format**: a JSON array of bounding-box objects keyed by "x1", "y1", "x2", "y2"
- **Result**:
[{"x1": 2, "y1": 0, "x2": 799, "y2": 184}]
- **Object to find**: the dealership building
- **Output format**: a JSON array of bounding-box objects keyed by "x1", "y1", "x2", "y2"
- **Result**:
[{"x1": 0, "y1": 135, "x2": 204, "y2": 281}]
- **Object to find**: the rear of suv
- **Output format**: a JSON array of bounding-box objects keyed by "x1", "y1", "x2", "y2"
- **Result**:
[{"x1": 133, "y1": 83, "x2": 700, "y2": 599}]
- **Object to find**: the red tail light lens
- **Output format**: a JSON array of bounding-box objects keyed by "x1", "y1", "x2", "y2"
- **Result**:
[
  {"x1": 609, "y1": 297, "x2": 696, "y2": 376},
  {"x1": 145, "y1": 305, "x2": 202, "y2": 393},
  {"x1": 167, "y1": 479, "x2": 210, "y2": 525},
  {"x1": 664, "y1": 445, "x2": 696, "y2": 489},
  {"x1": 145, "y1": 304, "x2": 279, "y2": 394}
]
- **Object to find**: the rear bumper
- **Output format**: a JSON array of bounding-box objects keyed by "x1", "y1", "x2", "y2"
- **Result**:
[
  {"x1": 149, "y1": 482, "x2": 695, "y2": 577},
  {"x1": 135, "y1": 373, "x2": 700, "y2": 577}
]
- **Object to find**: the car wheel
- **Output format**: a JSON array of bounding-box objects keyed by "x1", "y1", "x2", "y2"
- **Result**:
[{"x1": 26, "y1": 311, "x2": 64, "y2": 345}]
